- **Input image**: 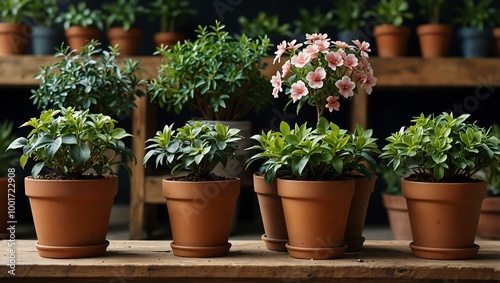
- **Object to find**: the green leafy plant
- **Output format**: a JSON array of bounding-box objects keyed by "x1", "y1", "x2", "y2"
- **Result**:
[
  {"x1": 238, "y1": 12, "x2": 292, "y2": 41},
  {"x1": 26, "y1": 0, "x2": 59, "y2": 27},
  {"x1": 31, "y1": 40, "x2": 146, "y2": 119},
  {"x1": 367, "y1": 0, "x2": 414, "y2": 26},
  {"x1": 147, "y1": 0, "x2": 196, "y2": 33},
  {"x1": 0, "y1": 0, "x2": 30, "y2": 23},
  {"x1": 380, "y1": 112, "x2": 500, "y2": 183},
  {"x1": 454, "y1": 0, "x2": 497, "y2": 30},
  {"x1": 149, "y1": 20, "x2": 272, "y2": 121},
  {"x1": 333, "y1": 0, "x2": 370, "y2": 31},
  {"x1": 0, "y1": 121, "x2": 19, "y2": 177},
  {"x1": 102, "y1": 0, "x2": 147, "y2": 31},
  {"x1": 245, "y1": 118, "x2": 380, "y2": 184},
  {"x1": 416, "y1": 0, "x2": 448, "y2": 24},
  {"x1": 56, "y1": 2, "x2": 104, "y2": 30},
  {"x1": 293, "y1": 7, "x2": 334, "y2": 35},
  {"x1": 7, "y1": 107, "x2": 135, "y2": 179},
  {"x1": 475, "y1": 124, "x2": 500, "y2": 196},
  {"x1": 143, "y1": 120, "x2": 243, "y2": 180}
]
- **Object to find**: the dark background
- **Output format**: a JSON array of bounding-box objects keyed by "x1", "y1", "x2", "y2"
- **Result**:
[{"x1": 2, "y1": 0, "x2": 500, "y2": 235}]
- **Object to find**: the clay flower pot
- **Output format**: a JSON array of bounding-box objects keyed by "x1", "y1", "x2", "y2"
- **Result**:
[
  {"x1": 65, "y1": 26, "x2": 101, "y2": 53},
  {"x1": 344, "y1": 174, "x2": 376, "y2": 252},
  {"x1": 477, "y1": 196, "x2": 500, "y2": 239},
  {"x1": 154, "y1": 32, "x2": 185, "y2": 48},
  {"x1": 0, "y1": 177, "x2": 8, "y2": 239},
  {"x1": 381, "y1": 192, "x2": 412, "y2": 241},
  {"x1": 253, "y1": 173, "x2": 288, "y2": 251},
  {"x1": 25, "y1": 175, "x2": 118, "y2": 259},
  {"x1": 493, "y1": 27, "x2": 500, "y2": 56},
  {"x1": 417, "y1": 24, "x2": 452, "y2": 58},
  {"x1": 402, "y1": 178, "x2": 487, "y2": 260},
  {"x1": 107, "y1": 27, "x2": 143, "y2": 56},
  {"x1": 0, "y1": 23, "x2": 30, "y2": 55},
  {"x1": 278, "y1": 178, "x2": 354, "y2": 260},
  {"x1": 373, "y1": 24, "x2": 410, "y2": 58},
  {"x1": 163, "y1": 177, "x2": 240, "y2": 257}
]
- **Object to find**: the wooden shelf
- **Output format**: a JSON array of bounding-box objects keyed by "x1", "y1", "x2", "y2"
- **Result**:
[{"x1": 2, "y1": 240, "x2": 499, "y2": 282}]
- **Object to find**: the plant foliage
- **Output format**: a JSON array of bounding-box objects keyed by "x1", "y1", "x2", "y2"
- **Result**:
[
  {"x1": 147, "y1": 0, "x2": 196, "y2": 33},
  {"x1": 367, "y1": 0, "x2": 414, "y2": 26},
  {"x1": 0, "y1": 120, "x2": 19, "y2": 177},
  {"x1": 102, "y1": 0, "x2": 147, "y2": 31},
  {"x1": 454, "y1": 0, "x2": 497, "y2": 30},
  {"x1": 416, "y1": 0, "x2": 448, "y2": 24},
  {"x1": 293, "y1": 7, "x2": 334, "y2": 35},
  {"x1": 238, "y1": 12, "x2": 292, "y2": 41},
  {"x1": 0, "y1": 0, "x2": 30, "y2": 24},
  {"x1": 26, "y1": 0, "x2": 59, "y2": 27},
  {"x1": 56, "y1": 2, "x2": 104, "y2": 30},
  {"x1": 333, "y1": 0, "x2": 369, "y2": 31}
]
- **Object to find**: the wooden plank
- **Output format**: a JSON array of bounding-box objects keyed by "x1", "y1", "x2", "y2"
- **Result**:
[{"x1": 1, "y1": 240, "x2": 499, "y2": 282}]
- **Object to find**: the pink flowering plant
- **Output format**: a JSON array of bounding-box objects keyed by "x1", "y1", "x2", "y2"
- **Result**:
[{"x1": 270, "y1": 33, "x2": 377, "y2": 122}]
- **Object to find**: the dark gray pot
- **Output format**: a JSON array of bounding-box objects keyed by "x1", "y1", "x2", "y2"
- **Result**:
[
  {"x1": 457, "y1": 27, "x2": 493, "y2": 58},
  {"x1": 31, "y1": 26, "x2": 65, "y2": 55}
]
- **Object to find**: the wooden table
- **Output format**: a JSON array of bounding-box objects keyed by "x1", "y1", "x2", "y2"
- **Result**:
[{"x1": 1, "y1": 240, "x2": 499, "y2": 282}]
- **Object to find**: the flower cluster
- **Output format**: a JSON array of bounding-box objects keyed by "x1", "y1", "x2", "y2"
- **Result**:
[{"x1": 271, "y1": 33, "x2": 377, "y2": 122}]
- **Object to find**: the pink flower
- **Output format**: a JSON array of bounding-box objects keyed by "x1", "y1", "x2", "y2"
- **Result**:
[
  {"x1": 304, "y1": 44, "x2": 320, "y2": 58},
  {"x1": 361, "y1": 69, "x2": 377, "y2": 95},
  {"x1": 287, "y1": 39, "x2": 303, "y2": 51},
  {"x1": 291, "y1": 51, "x2": 311, "y2": 68},
  {"x1": 306, "y1": 67, "x2": 326, "y2": 89},
  {"x1": 274, "y1": 40, "x2": 287, "y2": 64},
  {"x1": 343, "y1": 54, "x2": 359, "y2": 69},
  {"x1": 358, "y1": 57, "x2": 371, "y2": 71},
  {"x1": 353, "y1": 40, "x2": 371, "y2": 58},
  {"x1": 270, "y1": 71, "x2": 282, "y2": 98},
  {"x1": 290, "y1": 80, "x2": 309, "y2": 102},
  {"x1": 282, "y1": 60, "x2": 291, "y2": 77},
  {"x1": 335, "y1": 76, "x2": 356, "y2": 98},
  {"x1": 305, "y1": 33, "x2": 328, "y2": 44},
  {"x1": 314, "y1": 39, "x2": 330, "y2": 53},
  {"x1": 332, "y1": 41, "x2": 349, "y2": 49},
  {"x1": 325, "y1": 51, "x2": 343, "y2": 70},
  {"x1": 325, "y1": 95, "x2": 340, "y2": 112}
]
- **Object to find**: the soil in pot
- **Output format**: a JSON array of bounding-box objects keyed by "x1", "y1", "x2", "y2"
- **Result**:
[
  {"x1": 477, "y1": 197, "x2": 500, "y2": 239},
  {"x1": 373, "y1": 24, "x2": 410, "y2": 58}
]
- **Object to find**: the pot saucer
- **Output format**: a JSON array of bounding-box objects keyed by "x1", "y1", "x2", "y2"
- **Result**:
[
  {"x1": 35, "y1": 240, "x2": 109, "y2": 259},
  {"x1": 285, "y1": 243, "x2": 347, "y2": 260},
  {"x1": 344, "y1": 236, "x2": 365, "y2": 252},
  {"x1": 170, "y1": 242, "x2": 231, "y2": 258},
  {"x1": 409, "y1": 242, "x2": 480, "y2": 260},
  {"x1": 261, "y1": 234, "x2": 288, "y2": 252}
]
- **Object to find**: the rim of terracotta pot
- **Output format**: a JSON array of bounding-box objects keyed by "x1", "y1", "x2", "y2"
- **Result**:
[
  {"x1": 373, "y1": 24, "x2": 410, "y2": 36},
  {"x1": 65, "y1": 26, "x2": 101, "y2": 38},
  {"x1": 107, "y1": 27, "x2": 143, "y2": 39},
  {"x1": 416, "y1": 23, "x2": 453, "y2": 36},
  {"x1": 25, "y1": 175, "x2": 118, "y2": 197}
]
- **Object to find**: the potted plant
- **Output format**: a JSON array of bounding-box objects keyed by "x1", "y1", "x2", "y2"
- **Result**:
[
  {"x1": 0, "y1": 121, "x2": 19, "y2": 240},
  {"x1": 293, "y1": 7, "x2": 334, "y2": 42},
  {"x1": 7, "y1": 107, "x2": 135, "y2": 258},
  {"x1": 377, "y1": 160, "x2": 412, "y2": 240},
  {"x1": 237, "y1": 12, "x2": 292, "y2": 46},
  {"x1": 264, "y1": 33, "x2": 379, "y2": 258},
  {"x1": 56, "y1": 2, "x2": 104, "y2": 53},
  {"x1": 367, "y1": 0, "x2": 414, "y2": 57},
  {"x1": 146, "y1": 0, "x2": 196, "y2": 48},
  {"x1": 143, "y1": 120, "x2": 243, "y2": 257},
  {"x1": 476, "y1": 124, "x2": 500, "y2": 239},
  {"x1": 0, "y1": 0, "x2": 30, "y2": 55},
  {"x1": 416, "y1": 0, "x2": 452, "y2": 57},
  {"x1": 26, "y1": 0, "x2": 63, "y2": 55},
  {"x1": 332, "y1": 0, "x2": 370, "y2": 43},
  {"x1": 454, "y1": 0, "x2": 497, "y2": 57},
  {"x1": 380, "y1": 112, "x2": 500, "y2": 259},
  {"x1": 149, "y1": 21, "x2": 272, "y2": 183},
  {"x1": 30, "y1": 40, "x2": 146, "y2": 119},
  {"x1": 102, "y1": 0, "x2": 147, "y2": 56}
]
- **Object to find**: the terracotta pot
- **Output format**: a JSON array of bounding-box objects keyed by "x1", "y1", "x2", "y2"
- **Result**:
[
  {"x1": 402, "y1": 178, "x2": 487, "y2": 260},
  {"x1": 381, "y1": 192, "x2": 412, "y2": 241},
  {"x1": 154, "y1": 32, "x2": 185, "y2": 48},
  {"x1": 107, "y1": 27, "x2": 143, "y2": 56},
  {"x1": 373, "y1": 24, "x2": 410, "y2": 58},
  {"x1": 65, "y1": 26, "x2": 101, "y2": 53},
  {"x1": 253, "y1": 173, "x2": 287, "y2": 251},
  {"x1": 493, "y1": 27, "x2": 500, "y2": 56},
  {"x1": 25, "y1": 175, "x2": 118, "y2": 258},
  {"x1": 0, "y1": 23, "x2": 30, "y2": 55},
  {"x1": 343, "y1": 174, "x2": 376, "y2": 252},
  {"x1": 0, "y1": 177, "x2": 8, "y2": 239},
  {"x1": 417, "y1": 24, "x2": 452, "y2": 58},
  {"x1": 477, "y1": 196, "x2": 500, "y2": 239},
  {"x1": 163, "y1": 177, "x2": 240, "y2": 257},
  {"x1": 278, "y1": 178, "x2": 354, "y2": 260}
]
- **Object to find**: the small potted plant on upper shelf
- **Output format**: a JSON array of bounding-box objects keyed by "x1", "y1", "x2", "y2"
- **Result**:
[
  {"x1": 7, "y1": 107, "x2": 135, "y2": 259},
  {"x1": 367, "y1": 0, "x2": 414, "y2": 57},
  {"x1": 237, "y1": 12, "x2": 291, "y2": 46},
  {"x1": 454, "y1": 0, "x2": 497, "y2": 57},
  {"x1": 56, "y1": 2, "x2": 104, "y2": 53},
  {"x1": 380, "y1": 112, "x2": 500, "y2": 260},
  {"x1": 0, "y1": 0, "x2": 30, "y2": 55},
  {"x1": 0, "y1": 120, "x2": 19, "y2": 240},
  {"x1": 415, "y1": 0, "x2": 452, "y2": 58},
  {"x1": 332, "y1": 0, "x2": 370, "y2": 43},
  {"x1": 147, "y1": 0, "x2": 196, "y2": 48},
  {"x1": 26, "y1": 0, "x2": 63, "y2": 55},
  {"x1": 102, "y1": 0, "x2": 147, "y2": 56},
  {"x1": 143, "y1": 120, "x2": 243, "y2": 257}
]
